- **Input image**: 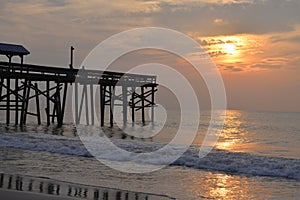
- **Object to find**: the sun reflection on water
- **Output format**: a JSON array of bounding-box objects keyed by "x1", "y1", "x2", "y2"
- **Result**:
[
  {"x1": 216, "y1": 110, "x2": 250, "y2": 152},
  {"x1": 193, "y1": 110, "x2": 261, "y2": 153},
  {"x1": 187, "y1": 172, "x2": 256, "y2": 200}
]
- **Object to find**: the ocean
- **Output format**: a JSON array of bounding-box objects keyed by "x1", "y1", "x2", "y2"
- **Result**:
[{"x1": 1, "y1": 110, "x2": 300, "y2": 199}]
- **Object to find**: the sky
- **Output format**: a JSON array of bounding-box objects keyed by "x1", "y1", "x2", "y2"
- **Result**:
[{"x1": 1, "y1": 0, "x2": 300, "y2": 112}]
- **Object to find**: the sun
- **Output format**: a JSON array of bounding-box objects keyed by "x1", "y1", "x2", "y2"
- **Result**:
[{"x1": 222, "y1": 43, "x2": 236, "y2": 55}]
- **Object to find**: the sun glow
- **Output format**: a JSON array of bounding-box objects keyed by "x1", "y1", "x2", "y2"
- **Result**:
[
  {"x1": 197, "y1": 34, "x2": 262, "y2": 68},
  {"x1": 222, "y1": 43, "x2": 236, "y2": 55}
]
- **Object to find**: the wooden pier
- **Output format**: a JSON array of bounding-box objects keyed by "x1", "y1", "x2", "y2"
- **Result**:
[{"x1": 0, "y1": 43, "x2": 157, "y2": 127}]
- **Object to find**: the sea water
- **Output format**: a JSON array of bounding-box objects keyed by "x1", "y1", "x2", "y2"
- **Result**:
[{"x1": 1, "y1": 110, "x2": 300, "y2": 199}]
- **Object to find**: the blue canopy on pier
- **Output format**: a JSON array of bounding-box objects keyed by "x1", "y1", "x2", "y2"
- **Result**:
[{"x1": 0, "y1": 43, "x2": 30, "y2": 57}]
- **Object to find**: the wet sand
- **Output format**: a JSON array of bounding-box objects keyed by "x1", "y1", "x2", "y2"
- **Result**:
[
  {"x1": 0, "y1": 189, "x2": 74, "y2": 200},
  {"x1": 0, "y1": 172, "x2": 174, "y2": 200}
]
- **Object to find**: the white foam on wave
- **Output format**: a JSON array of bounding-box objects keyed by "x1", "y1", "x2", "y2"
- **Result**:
[
  {"x1": 1, "y1": 132, "x2": 300, "y2": 180},
  {"x1": 0, "y1": 132, "x2": 90, "y2": 157}
]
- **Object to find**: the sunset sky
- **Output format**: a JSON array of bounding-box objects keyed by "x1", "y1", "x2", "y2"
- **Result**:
[{"x1": 1, "y1": 0, "x2": 300, "y2": 112}]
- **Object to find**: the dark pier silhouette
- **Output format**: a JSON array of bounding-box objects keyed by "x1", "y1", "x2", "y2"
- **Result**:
[{"x1": 0, "y1": 43, "x2": 157, "y2": 127}]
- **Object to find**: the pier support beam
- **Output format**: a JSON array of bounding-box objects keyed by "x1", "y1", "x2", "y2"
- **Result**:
[
  {"x1": 151, "y1": 86, "x2": 155, "y2": 126},
  {"x1": 46, "y1": 81, "x2": 50, "y2": 125},
  {"x1": 122, "y1": 86, "x2": 128, "y2": 127},
  {"x1": 74, "y1": 82, "x2": 79, "y2": 124},
  {"x1": 109, "y1": 86, "x2": 115, "y2": 128},
  {"x1": 100, "y1": 85, "x2": 106, "y2": 127},
  {"x1": 34, "y1": 83, "x2": 41, "y2": 125},
  {"x1": 131, "y1": 87, "x2": 135, "y2": 125},
  {"x1": 90, "y1": 84, "x2": 94, "y2": 125},
  {"x1": 141, "y1": 86, "x2": 145, "y2": 126},
  {"x1": 6, "y1": 78, "x2": 10, "y2": 125},
  {"x1": 15, "y1": 78, "x2": 19, "y2": 125}
]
